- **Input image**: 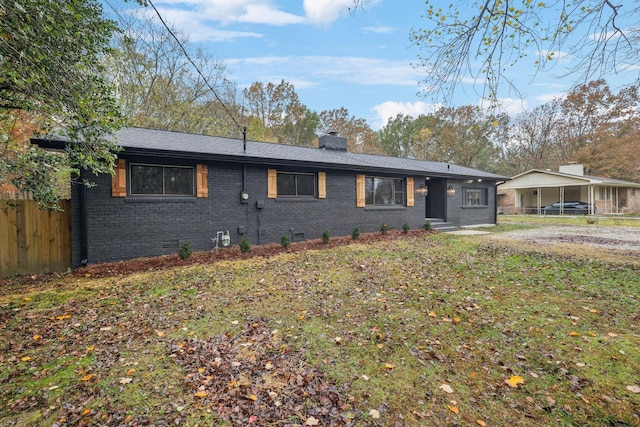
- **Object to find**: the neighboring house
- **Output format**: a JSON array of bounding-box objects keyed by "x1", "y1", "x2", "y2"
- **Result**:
[
  {"x1": 497, "y1": 163, "x2": 640, "y2": 215},
  {"x1": 33, "y1": 127, "x2": 505, "y2": 267}
]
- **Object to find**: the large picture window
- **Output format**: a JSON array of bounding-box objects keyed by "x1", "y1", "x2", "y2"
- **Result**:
[
  {"x1": 277, "y1": 172, "x2": 316, "y2": 197},
  {"x1": 365, "y1": 177, "x2": 405, "y2": 206},
  {"x1": 463, "y1": 188, "x2": 488, "y2": 206},
  {"x1": 130, "y1": 164, "x2": 195, "y2": 196}
]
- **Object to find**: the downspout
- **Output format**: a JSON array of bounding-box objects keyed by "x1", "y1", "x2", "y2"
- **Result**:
[
  {"x1": 493, "y1": 184, "x2": 498, "y2": 224},
  {"x1": 79, "y1": 170, "x2": 89, "y2": 266}
]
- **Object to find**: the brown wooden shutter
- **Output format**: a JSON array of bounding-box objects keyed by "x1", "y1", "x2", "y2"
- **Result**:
[
  {"x1": 406, "y1": 177, "x2": 414, "y2": 207},
  {"x1": 318, "y1": 172, "x2": 326, "y2": 199},
  {"x1": 356, "y1": 174, "x2": 365, "y2": 207},
  {"x1": 267, "y1": 169, "x2": 277, "y2": 198},
  {"x1": 196, "y1": 164, "x2": 208, "y2": 198},
  {"x1": 111, "y1": 159, "x2": 126, "y2": 197}
]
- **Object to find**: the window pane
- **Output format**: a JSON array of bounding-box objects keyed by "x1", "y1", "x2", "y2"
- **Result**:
[
  {"x1": 165, "y1": 167, "x2": 194, "y2": 195},
  {"x1": 464, "y1": 188, "x2": 486, "y2": 206},
  {"x1": 394, "y1": 179, "x2": 404, "y2": 204},
  {"x1": 365, "y1": 177, "x2": 374, "y2": 205},
  {"x1": 296, "y1": 174, "x2": 315, "y2": 196},
  {"x1": 131, "y1": 165, "x2": 162, "y2": 195},
  {"x1": 375, "y1": 179, "x2": 394, "y2": 205},
  {"x1": 277, "y1": 173, "x2": 296, "y2": 195}
]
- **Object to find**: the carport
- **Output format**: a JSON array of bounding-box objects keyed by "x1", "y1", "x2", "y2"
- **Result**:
[{"x1": 497, "y1": 164, "x2": 640, "y2": 215}]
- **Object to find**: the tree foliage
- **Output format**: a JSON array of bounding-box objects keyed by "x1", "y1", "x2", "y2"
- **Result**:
[
  {"x1": 407, "y1": 1, "x2": 640, "y2": 105},
  {"x1": 318, "y1": 107, "x2": 382, "y2": 153},
  {"x1": 242, "y1": 80, "x2": 318, "y2": 146},
  {"x1": 497, "y1": 79, "x2": 640, "y2": 181},
  {"x1": 0, "y1": 0, "x2": 127, "y2": 209},
  {"x1": 377, "y1": 107, "x2": 504, "y2": 171},
  {"x1": 106, "y1": 10, "x2": 239, "y2": 137}
]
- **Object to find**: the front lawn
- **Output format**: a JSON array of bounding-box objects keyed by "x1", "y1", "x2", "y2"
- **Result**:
[{"x1": 1, "y1": 231, "x2": 638, "y2": 426}]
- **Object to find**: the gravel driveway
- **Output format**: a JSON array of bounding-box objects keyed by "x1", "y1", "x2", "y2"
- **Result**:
[{"x1": 485, "y1": 224, "x2": 640, "y2": 257}]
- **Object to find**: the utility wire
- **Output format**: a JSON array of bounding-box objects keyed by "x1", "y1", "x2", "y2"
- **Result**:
[{"x1": 145, "y1": 0, "x2": 244, "y2": 133}]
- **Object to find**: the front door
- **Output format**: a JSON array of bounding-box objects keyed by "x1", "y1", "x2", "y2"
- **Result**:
[{"x1": 425, "y1": 179, "x2": 446, "y2": 220}]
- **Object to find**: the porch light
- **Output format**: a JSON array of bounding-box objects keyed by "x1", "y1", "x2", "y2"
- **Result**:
[
  {"x1": 416, "y1": 185, "x2": 428, "y2": 196},
  {"x1": 447, "y1": 185, "x2": 456, "y2": 196}
]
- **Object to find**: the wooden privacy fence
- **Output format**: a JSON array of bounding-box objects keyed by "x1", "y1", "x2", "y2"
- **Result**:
[{"x1": 0, "y1": 200, "x2": 71, "y2": 277}]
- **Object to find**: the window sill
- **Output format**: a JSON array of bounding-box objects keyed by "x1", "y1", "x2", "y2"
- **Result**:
[
  {"x1": 125, "y1": 197, "x2": 197, "y2": 203},
  {"x1": 275, "y1": 197, "x2": 319, "y2": 202},
  {"x1": 364, "y1": 206, "x2": 406, "y2": 211},
  {"x1": 461, "y1": 205, "x2": 488, "y2": 209}
]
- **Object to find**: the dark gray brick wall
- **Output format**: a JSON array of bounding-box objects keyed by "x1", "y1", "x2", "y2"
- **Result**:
[
  {"x1": 72, "y1": 158, "x2": 431, "y2": 266},
  {"x1": 445, "y1": 180, "x2": 497, "y2": 227}
]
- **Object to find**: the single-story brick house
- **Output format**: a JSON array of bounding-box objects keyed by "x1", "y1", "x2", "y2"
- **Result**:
[
  {"x1": 497, "y1": 163, "x2": 640, "y2": 215},
  {"x1": 34, "y1": 127, "x2": 505, "y2": 267}
]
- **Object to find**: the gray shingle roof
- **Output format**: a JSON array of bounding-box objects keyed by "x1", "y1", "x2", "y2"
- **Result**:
[{"x1": 111, "y1": 127, "x2": 505, "y2": 180}]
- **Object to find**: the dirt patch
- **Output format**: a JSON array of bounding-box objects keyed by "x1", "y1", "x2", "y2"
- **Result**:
[{"x1": 484, "y1": 224, "x2": 640, "y2": 263}]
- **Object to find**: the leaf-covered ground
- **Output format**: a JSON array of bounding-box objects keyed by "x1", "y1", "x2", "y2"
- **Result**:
[{"x1": 1, "y1": 226, "x2": 639, "y2": 426}]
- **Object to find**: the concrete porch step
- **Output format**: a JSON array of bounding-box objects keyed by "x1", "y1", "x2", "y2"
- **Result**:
[{"x1": 425, "y1": 218, "x2": 458, "y2": 232}]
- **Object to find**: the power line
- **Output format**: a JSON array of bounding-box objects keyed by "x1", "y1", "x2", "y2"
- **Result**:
[{"x1": 144, "y1": 0, "x2": 244, "y2": 134}]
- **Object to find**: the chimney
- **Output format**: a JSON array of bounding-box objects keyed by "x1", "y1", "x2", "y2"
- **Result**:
[
  {"x1": 318, "y1": 132, "x2": 347, "y2": 152},
  {"x1": 558, "y1": 163, "x2": 584, "y2": 176}
]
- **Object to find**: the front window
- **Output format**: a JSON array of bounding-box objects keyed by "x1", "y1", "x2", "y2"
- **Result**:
[
  {"x1": 463, "y1": 188, "x2": 488, "y2": 206},
  {"x1": 130, "y1": 164, "x2": 195, "y2": 196},
  {"x1": 365, "y1": 177, "x2": 405, "y2": 206},
  {"x1": 599, "y1": 187, "x2": 611, "y2": 200},
  {"x1": 277, "y1": 172, "x2": 316, "y2": 197}
]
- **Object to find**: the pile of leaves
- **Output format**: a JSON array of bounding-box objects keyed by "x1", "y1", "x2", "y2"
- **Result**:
[{"x1": 171, "y1": 317, "x2": 356, "y2": 426}]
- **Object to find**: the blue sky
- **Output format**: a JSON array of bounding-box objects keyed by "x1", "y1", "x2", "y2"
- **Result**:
[{"x1": 106, "y1": 0, "x2": 639, "y2": 130}]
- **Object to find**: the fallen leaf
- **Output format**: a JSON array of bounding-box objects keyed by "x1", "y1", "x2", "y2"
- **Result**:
[
  {"x1": 56, "y1": 314, "x2": 71, "y2": 321},
  {"x1": 119, "y1": 377, "x2": 133, "y2": 384},
  {"x1": 448, "y1": 405, "x2": 459, "y2": 414},
  {"x1": 33, "y1": 334, "x2": 41, "y2": 340},
  {"x1": 194, "y1": 390, "x2": 208, "y2": 398},
  {"x1": 384, "y1": 363, "x2": 395, "y2": 370},
  {"x1": 305, "y1": 416, "x2": 320, "y2": 426},
  {"x1": 608, "y1": 332, "x2": 618, "y2": 337},
  {"x1": 477, "y1": 420, "x2": 487, "y2": 427},
  {"x1": 369, "y1": 409, "x2": 380, "y2": 419},
  {"x1": 569, "y1": 331, "x2": 580, "y2": 337},
  {"x1": 81, "y1": 408, "x2": 91, "y2": 416},
  {"x1": 439, "y1": 384, "x2": 454, "y2": 394},
  {"x1": 627, "y1": 385, "x2": 640, "y2": 393},
  {"x1": 505, "y1": 375, "x2": 524, "y2": 388},
  {"x1": 20, "y1": 356, "x2": 32, "y2": 362},
  {"x1": 81, "y1": 374, "x2": 93, "y2": 381},
  {"x1": 247, "y1": 394, "x2": 258, "y2": 401},
  {"x1": 428, "y1": 311, "x2": 437, "y2": 317}
]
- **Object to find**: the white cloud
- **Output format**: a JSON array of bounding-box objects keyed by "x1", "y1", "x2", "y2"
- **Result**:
[
  {"x1": 154, "y1": 0, "x2": 305, "y2": 26},
  {"x1": 154, "y1": 7, "x2": 263, "y2": 41},
  {"x1": 303, "y1": 0, "x2": 353, "y2": 25},
  {"x1": 370, "y1": 101, "x2": 441, "y2": 130},
  {"x1": 228, "y1": 55, "x2": 420, "y2": 86},
  {"x1": 362, "y1": 25, "x2": 395, "y2": 34}
]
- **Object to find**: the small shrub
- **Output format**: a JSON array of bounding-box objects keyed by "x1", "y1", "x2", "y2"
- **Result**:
[
  {"x1": 402, "y1": 223, "x2": 410, "y2": 234},
  {"x1": 586, "y1": 217, "x2": 598, "y2": 225},
  {"x1": 239, "y1": 237, "x2": 251, "y2": 253},
  {"x1": 178, "y1": 242, "x2": 192, "y2": 260},
  {"x1": 281, "y1": 233, "x2": 291, "y2": 249},
  {"x1": 352, "y1": 227, "x2": 360, "y2": 240},
  {"x1": 321, "y1": 230, "x2": 330, "y2": 244},
  {"x1": 380, "y1": 223, "x2": 390, "y2": 235},
  {"x1": 424, "y1": 220, "x2": 432, "y2": 230}
]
